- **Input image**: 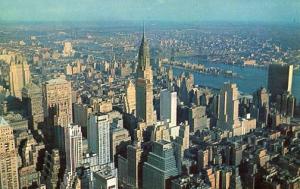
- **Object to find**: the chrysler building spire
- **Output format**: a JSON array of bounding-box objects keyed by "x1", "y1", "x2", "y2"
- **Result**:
[{"x1": 137, "y1": 26, "x2": 151, "y2": 78}]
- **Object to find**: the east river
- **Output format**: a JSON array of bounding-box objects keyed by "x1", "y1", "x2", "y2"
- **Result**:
[{"x1": 171, "y1": 57, "x2": 300, "y2": 104}]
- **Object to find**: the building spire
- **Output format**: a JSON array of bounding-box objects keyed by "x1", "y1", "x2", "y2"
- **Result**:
[
  {"x1": 143, "y1": 21, "x2": 145, "y2": 39},
  {"x1": 141, "y1": 21, "x2": 146, "y2": 49},
  {"x1": 137, "y1": 21, "x2": 150, "y2": 71}
]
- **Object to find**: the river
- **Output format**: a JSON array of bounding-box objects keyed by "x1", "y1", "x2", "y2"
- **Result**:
[{"x1": 171, "y1": 57, "x2": 300, "y2": 103}]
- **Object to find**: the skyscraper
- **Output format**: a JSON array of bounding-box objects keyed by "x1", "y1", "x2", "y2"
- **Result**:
[
  {"x1": 42, "y1": 76, "x2": 73, "y2": 127},
  {"x1": 17, "y1": 132, "x2": 45, "y2": 158},
  {"x1": 178, "y1": 73, "x2": 194, "y2": 105},
  {"x1": 160, "y1": 89, "x2": 177, "y2": 127},
  {"x1": 217, "y1": 83, "x2": 240, "y2": 130},
  {"x1": 41, "y1": 149, "x2": 62, "y2": 189},
  {"x1": 124, "y1": 80, "x2": 136, "y2": 115},
  {"x1": 167, "y1": 67, "x2": 173, "y2": 81},
  {"x1": 188, "y1": 105, "x2": 210, "y2": 132},
  {"x1": 9, "y1": 55, "x2": 31, "y2": 99},
  {"x1": 63, "y1": 42, "x2": 74, "y2": 57},
  {"x1": 198, "y1": 149, "x2": 209, "y2": 170},
  {"x1": 65, "y1": 123, "x2": 83, "y2": 173},
  {"x1": 143, "y1": 140, "x2": 179, "y2": 189},
  {"x1": 22, "y1": 83, "x2": 44, "y2": 130},
  {"x1": 179, "y1": 77, "x2": 189, "y2": 105},
  {"x1": 73, "y1": 103, "x2": 93, "y2": 137},
  {"x1": 268, "y1": 64, "x2": 293, "y2": 101},
  {"x1": 117, "y1": 141, "x2": 144, "y2": 189},
  {"x1": 135, "y1": 31, "x2": 154, "y2": 126},
  {"x1": 110, "y1": 119, "x2": 131, "y2": 162},
  {"x1": 276, "y1": 92, "x2": 295, "y2": 117},
  {"x1": 126, "y1": 144, "x2": 143, "y2": 188},
  {"x1": 175, "y1": 121, "x2": 190, "y2": 157},
  {"x1": 0, "y1": 117, "x2": 19, "y2": 189},
  {"x1": 186, "y1": 73, "x2": 194, "y2": 92},
  {"x1": 93, "y1": 165, "x2": 118, "y2": 189},
  {"x1": 174, "y1": 121, "x2": 190, "y2": 173},
  {"x1": 252, "y1": 87, "x2": 269, "y2": 126},
  {"x1": 87, "y1": 113, "x2": 110, "y2": 165},
  {"x1": 18, "y1": 132, "x2": 45, "y2": 188}
]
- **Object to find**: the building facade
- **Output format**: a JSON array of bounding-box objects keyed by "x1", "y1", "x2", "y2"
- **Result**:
[
  {"x1": 22, "y1": 83, "x2": 44, "y2": 130},
  {"x1": 124, "y1": 80, "x2": 136, "y2": 115},
  {"x1": 65, "y1": 124, "x2": 83, "y2": 173},
  {"x1": 0, "y1": 117, "x2": 19, "y2": 189},
  {"x1": 135, "y1": 33, "x2": 154, "y2": 126},
  {"x1": 42, "y1": 77, "x2": 73, "y2": 127},
  {"x1": 88, "y1": 113, "x2": 111, "y2": 165},
  {"x1": 268, "y1": 64, "x2": 293, "y2": 101},
  {"x1": 143, "y1": 140, "x2": 179, "y2": 189},
  {"x1": 160, "y1": 89, "x2": 177, "y2": 127},
  {"x1": 8, "y1": 55, "x2": 31, "y2": 99},
  {"x1": 217, "y1": 83, "x2": 240, "y2": 131}
]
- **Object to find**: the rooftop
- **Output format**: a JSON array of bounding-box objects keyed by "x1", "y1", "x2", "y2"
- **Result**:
[
  {"x1": 45, "y1": 76, "x2": 68, "y2": 85},
  {"x1": 0, "y1": 116, "x2": 9, "y2": 126}
]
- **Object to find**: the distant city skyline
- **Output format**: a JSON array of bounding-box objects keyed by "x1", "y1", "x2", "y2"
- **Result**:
[
  {"x1": 0, "y1": 0, "x2": 300, "y2": 23},
  {"x1": 0, "y1": 7, "x2": 300, "y2": 187}
]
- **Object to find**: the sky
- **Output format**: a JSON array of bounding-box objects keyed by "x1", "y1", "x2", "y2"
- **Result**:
[{"x1": 0, "y1": 0, "x2": 299, "y2": 23}]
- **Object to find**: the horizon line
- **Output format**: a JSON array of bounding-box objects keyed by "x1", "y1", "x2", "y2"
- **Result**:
[{"x1": 1, "y1": 19, "x2": 300, "y2": 26}]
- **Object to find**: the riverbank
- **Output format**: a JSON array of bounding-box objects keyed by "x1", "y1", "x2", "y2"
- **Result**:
[
  {"x1": 167, "y1": 58, "x2": 300, "y2": 102},
  {"x1": 163, "y1": 61, "x2": 241, "y2": 78}
]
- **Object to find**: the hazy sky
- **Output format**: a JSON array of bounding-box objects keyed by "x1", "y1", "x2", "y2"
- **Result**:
[{"x1": 0, "y1": 0, "x2": 299, "y2": 23}]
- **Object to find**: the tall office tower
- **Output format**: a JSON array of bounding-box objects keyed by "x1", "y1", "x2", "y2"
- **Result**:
[
  {"x1": 188, "y1": 105, "x2": 210, "y2": 132},
  {"x1": 110, "y1": 126, "x2": 131, "y2": 163},
  {"x1": 42, "y1": 149, "x2": 62, "y2": 189},
  {"x1": 18, "y1": 132, "x2": 45, "y2": 189},
  {"x1": 73, "y1": 103, "x2": 93, "y2": 137},
  {"x1": 143, "y1": 140, "x2": 179, "y2": 189},
  {"x1": 179, "y1": 77, "x2": 190, "y2": 105},
  {"x1": 277, "y1": 92, "x2": 296, "y2": 117},
  {"x1": 124, "y1": 80, "x2": 136, "y2": 115},
  {"x1": 63, "y1": 42, "x2": 74, "y2": 57},
  {"x1": 9, "y1": 55, "x2": 31, "y2": 99},
  {"x1": 189, "y1": 88, "x2": 201, "y2": 106},
  {"x1": 157, "y1": 58, "x2": 164, "y2": 74},
  {"x1": 135, "y1": 32, "x2": 154, "y2": 126},
  {"x1": 22, "y1": 83, "x2": 44, "y2": 130},
  {"x1": 217, "y1": 83, "x2": 241, "y2": 130},
  {"x1": 198, "y1": 149, "x2": 209, "y2": 170},
  {"x1": 252, "y1": 87, "x2": 269, "y2": 126},
  {"x1": 160, "y1": 89, "x2": 177, "y2": 127},
  {"x1": 127, "y1": 144, "x2": 143, "y2": 188},
  {"x1": 0, "y1": 117, "x2": 19, "y2": 189},
  {"x1": 65, "y1": 124, "x2": 83, "y2": 173},
  {"x1": 268, "y1": 64, "x2": 293, "y2": 102},
  {"x1": 253, "y1": 88, "x2": 269, "y2": 108},
  {"x1": 175, "y1": 121, "x2": 190, "y2": 157},
  {"x1": 42, "y1": 77, "x2": 73, "y2": 127},
  {"x1": 88, "y1": 113, "x2": 110, "y2": 165},
  {"x1": 167, "y1": 67, "x2": 173, "y2": 81},
  {"x1": 186, "y1": 73, "x2": 194, "y2": 92},
  {"x1": 219, "y1": 167, "x2": 233, "y2": 189}
]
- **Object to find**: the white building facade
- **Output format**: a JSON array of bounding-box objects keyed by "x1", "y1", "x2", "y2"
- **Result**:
[
  {"x1": 160, "y1": 89, "x2": 177, "y2": 127},
  {"x1": 88, "y1": 113, "x2": 111, "y2": 165},
  {"x1": 65, "y1": 123, "x2": 83, "y2": 173}
]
